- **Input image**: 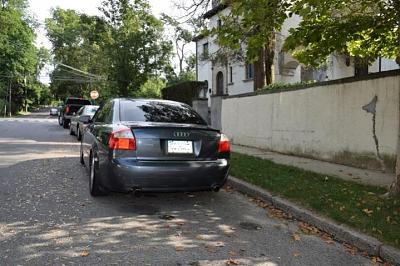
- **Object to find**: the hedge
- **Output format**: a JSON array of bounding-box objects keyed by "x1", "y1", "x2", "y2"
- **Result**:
[{"x1": 161, "y1": 81, "x2": 207, "y2": 106}]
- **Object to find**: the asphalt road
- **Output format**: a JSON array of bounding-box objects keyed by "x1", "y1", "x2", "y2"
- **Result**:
[{"x1": 0, "y1": 113, "x2": 377, "y2": 265}]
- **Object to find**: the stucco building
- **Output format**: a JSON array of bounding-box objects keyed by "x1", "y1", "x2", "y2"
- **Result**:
[{"x1": 194, "y1": 2, "x2": 400, "y2": 105}]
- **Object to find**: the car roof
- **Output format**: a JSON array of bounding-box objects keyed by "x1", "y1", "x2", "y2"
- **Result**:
[{"x1": 116, "y1": 98, "x2": 185, "y2": 106}]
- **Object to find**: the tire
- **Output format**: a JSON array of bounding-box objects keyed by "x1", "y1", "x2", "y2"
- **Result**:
[
  {"x1": 80, "y1": 142, "x2": 85, "y2": 165},
  {"x1": 63, "y1": 118, "x2": 69, "y2": 129},
  {"x1": 77, "y1": 125, "x2": 82, "y2": 141},
  {"x1": 89, "y1": 152, "x2": 107, "y2": 197},
  {"x1": 69, "y1": 124, "x2": 75, "y2": 135},
  {"x1": 58, "y1": 116, "x2": 63, "y2": 126}
]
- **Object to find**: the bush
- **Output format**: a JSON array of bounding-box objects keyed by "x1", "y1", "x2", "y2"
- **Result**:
[
  {"x1": 161, "y1": 81, "x2": 207, "y2": 106},
  {"x1": 263, "y1": 80, "x2": 316, "y2": 91}
]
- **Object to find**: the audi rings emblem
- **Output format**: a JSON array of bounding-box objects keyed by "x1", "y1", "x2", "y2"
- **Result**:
[{"x1": 173, "y1": 131, "x2": 190, "y2": 137}]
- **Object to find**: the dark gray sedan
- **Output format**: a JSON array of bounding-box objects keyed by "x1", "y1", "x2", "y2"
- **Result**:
[{"x1": 79, "y1": 98, "x2": 230, "y2": 196}]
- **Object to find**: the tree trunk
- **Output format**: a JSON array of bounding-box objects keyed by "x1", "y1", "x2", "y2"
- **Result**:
[
  {"x1": 388, "y1": 73, "x2": 400, "y2": 197},
  {"x1": 253, "y1": 48, "x2": 265, "y2": 91},
  {"x1": 264, "y1": 39, "x2": 275, "y2": 86},
  {"x1": 388, "y1": 16, "x2": 400, "y2": 197}
]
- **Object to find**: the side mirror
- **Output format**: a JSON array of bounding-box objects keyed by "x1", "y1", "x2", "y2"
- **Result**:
[{"x1": 79, "y1": 115, "x2": 91, "y2": 124}]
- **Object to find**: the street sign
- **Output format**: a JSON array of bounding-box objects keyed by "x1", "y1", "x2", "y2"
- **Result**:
[{"x1": 90, "y1": 90, "x2": 99, "y2": 100}]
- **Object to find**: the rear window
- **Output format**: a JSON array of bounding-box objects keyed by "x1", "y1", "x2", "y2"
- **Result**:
[
  {"x1": 120, "y1": 100, "x2": 207, "y2": 125},
  {"x1": 84, "y1": 106, "x2": 99, "y2": 115},
  {"x1": 65, "y1": 98, "x2": 91, "y2": 105}
]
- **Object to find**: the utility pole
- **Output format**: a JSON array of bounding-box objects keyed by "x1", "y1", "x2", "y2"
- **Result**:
[
  {"x1": 8, "y1": 77, "x2": 11, "y2": 117},
  {"x1": 24, "y1": 75, "x2": 27, "y2": 113}
]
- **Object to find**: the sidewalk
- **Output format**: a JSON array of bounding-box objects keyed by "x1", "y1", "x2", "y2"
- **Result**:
[{"x1": 232, "y1": 144, "x2": 395, "y2": 188}]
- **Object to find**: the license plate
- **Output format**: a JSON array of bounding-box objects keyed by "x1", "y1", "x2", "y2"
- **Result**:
[{"x1": 167, "y1": 140, "x2": 193, "y2": 154}]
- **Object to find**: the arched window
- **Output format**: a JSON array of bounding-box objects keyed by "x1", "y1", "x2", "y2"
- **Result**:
[{"x1": 216, "y1": 71, "x2": 224, "y2": 95}]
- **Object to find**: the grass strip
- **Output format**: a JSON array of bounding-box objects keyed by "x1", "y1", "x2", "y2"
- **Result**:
[{"x1": 230, "y1": 152, "x2": 400, "y2": 248}]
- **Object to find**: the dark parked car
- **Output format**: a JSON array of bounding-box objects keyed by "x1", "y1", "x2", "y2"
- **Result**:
[
  {"x1": 69, "y1": 105, "x2": 99, "y2": 140},
  {"x1": 58, "y1": 97, "x2": 92, "y2": 128},
  {"x1": 80, "y1": 98, "x2": 230, "y2": 196}
]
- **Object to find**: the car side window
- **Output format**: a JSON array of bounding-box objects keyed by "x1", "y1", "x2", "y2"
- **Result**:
[
  {"x1": 93, "y1": 102, "x2": 113, "y2": 123},
  {"x1": 77, "y1": 107, "x2": 84, "y2": 115}
]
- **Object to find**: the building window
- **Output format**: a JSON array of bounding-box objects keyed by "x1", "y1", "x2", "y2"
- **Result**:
[
  {"x1": 202, "y1": 43, "x2": 209, "y2": 60},
  {"x1": 217, "y1": 19, "x2": 222, "y2": 29},
  {"x1": 245, "y1": 64, "x2": 254, "y2": 80},
  {"x1": 229, "y1": 66, "x2": 233, "y2": 84}
]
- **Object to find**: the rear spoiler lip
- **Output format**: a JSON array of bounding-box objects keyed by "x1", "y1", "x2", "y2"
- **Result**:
[{"x1": 118, "y1": 122, "x2": 220, "y2": 132}]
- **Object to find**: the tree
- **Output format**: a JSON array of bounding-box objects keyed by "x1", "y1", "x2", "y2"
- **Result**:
[
  {"x1": 0, "y1": 0, "x2": 42, "y2": 114},
  {"x1": 46, "y1": 8, "x2": 109, "y2": 100},
  {"x1": 99, "y1": 0, "x2": 172, "y2": 97},
  {"x1": 133, "y1": 77, "x2": 166, "y2": 99},
  {"x1": 161, "y1": 14, "x2": 193, "y2": 75},
  {"x1": 283, "y1": 0, "x2": 400, "y2": 197},
  {"x1": 182, "y1": 0, "x2": 289, "y2": 90},
  {"x1": 284, "y1": 0, "x2": 400, "y2": 67}
]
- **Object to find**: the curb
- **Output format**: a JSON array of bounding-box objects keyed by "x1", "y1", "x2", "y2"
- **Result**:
[{"x1": 227, "y1": 176, "x2": 400, "y2": 266}]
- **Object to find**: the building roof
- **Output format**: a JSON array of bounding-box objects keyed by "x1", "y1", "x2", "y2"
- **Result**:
[{"x1": 203, "y1": 3, "x2": 228, "y2": 19}]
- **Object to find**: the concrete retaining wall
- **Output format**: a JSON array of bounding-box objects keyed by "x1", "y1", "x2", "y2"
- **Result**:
[{"x1": 222, "y1": 71, "x2": 400, "y2": 171}]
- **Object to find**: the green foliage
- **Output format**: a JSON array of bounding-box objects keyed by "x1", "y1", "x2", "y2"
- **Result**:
[
  {"x1": 0, "y1": 0, "x2": 46, "y2": 113},
  {"x1": 100, "y1": 0, "x2": 172, "y2": 97},
  {"x1": 46, "y1": 0, "x2": 173, "y2": 100},
  {"x1": 46, "y1": 8, "x2": 110, "y2": 99},
  {"x1": 161, "y1": 14, "x2": 193, "y2": 74},
  {"x1": 215, "y1": 0, "x2": 288, "y2": 62},
  {"x1": 133, "y1": 77, "x2": 166, "y2": 99},
  {"x1": 162, "y1": 81, "x2": 206, "y2": 106},
  {"x1": 284, "y1": 0, "x2": 400, "y2": 67},
  {"x1": 263, "y1": 81, "x2": 315, "y2": 91}
]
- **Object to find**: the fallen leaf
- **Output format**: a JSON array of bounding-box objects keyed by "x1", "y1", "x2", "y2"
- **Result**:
[
  {"x1": 175, "y1": 246, "x2": 185, "y2": 251},
  {"x1": 226, "y1": 258, "x2": 240, "y2": 265},
  {"x1": 215, "y1": 242, "x2": 225, "y2": 247},
  {"x1": 371, "y1": 256, "x2": 383, "y2": 263},
  {"x1": 228, "y1": 251, "x2": 236, "y2": 256},
  {"x1": 362, "y1": 209, "x2": 373, "y2": 216},
  {"x1": 293, "y1": 251, "x2": 301, "y2": 257},
  {"x1": 196, "y1": 235, "x2": 206, "y2": 240},
  {"x1": 80, "y1": 250, "x2": 90, "y2": 257},
  {"x1": 204, "y1": 244, "x2": 217, "y2": 253},
  {"x1": 159, "y1": 214, "x2": 175, "y2": 220},
  {"x1": 293, "y1": 233, "x2": 301, "y2": 241}
]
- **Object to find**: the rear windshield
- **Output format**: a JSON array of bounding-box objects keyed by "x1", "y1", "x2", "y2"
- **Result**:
[
  {"x1": 65, "y1": 98, "x2": 91, "y2": 105},
  {"x1": 84, "y1": 106, "x2": 99, "y2": 115},
  {"x1": 120, "y1": 100, "x2": 207, "y2": 125}
]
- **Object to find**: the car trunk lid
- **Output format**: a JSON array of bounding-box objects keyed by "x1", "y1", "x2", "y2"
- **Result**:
[{"x1": 123, "y1": 122, "x2": 220, "y2": 161}]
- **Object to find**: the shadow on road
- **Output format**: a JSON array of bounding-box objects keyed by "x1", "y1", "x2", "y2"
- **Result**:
[{"x1": 0, "y1": 157, "x2": 294, "y2": 265}]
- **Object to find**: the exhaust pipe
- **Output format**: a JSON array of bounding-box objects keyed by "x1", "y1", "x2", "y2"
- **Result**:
[{"x1": 211, "y1": 184, "x2": 220, "y2": 192}]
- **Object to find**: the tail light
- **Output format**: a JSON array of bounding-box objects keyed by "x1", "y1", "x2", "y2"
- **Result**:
[
  {"x1": 218, "y1": 133, "x2": 230, "y2": 153},
  {"x1": 109, "y1": 127, "x2": 136, "y2": 150},
  {"x1": 66, "y1": 106, "x2": 70, "y2": 114}
]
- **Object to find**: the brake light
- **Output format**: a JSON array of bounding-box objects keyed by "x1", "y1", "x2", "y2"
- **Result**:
[
  {"x1": 109, "y1": 127, "x2": 136, "y2": 150},
  {"x1": 218, "y1": 133, "x2": 230, "y2": 153},
  {"x1": 66, "y1": 106, "x2": 70, "y2": 113}
]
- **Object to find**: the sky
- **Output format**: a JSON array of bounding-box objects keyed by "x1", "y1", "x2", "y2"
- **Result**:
[{"x1": 27, "y1": 0, "x2": 191, "y2": 83}]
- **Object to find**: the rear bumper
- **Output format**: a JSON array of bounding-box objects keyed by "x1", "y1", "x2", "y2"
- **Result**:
[{"x1": 97, "y1": 158, "x2": 230, "y2": 192}]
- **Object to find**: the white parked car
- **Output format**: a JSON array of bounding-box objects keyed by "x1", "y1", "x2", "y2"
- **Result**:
[
  {"x1": 69, "y1": 105, "x2": 99, "y2": 140},
  {"x1": 49, "y1": 107, "x2": 58, "y2": 116}
]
